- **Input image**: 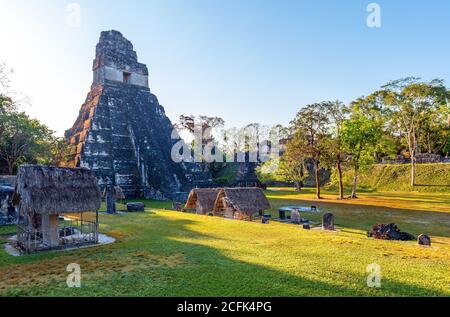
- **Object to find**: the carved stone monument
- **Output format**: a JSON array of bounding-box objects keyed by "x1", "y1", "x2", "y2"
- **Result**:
[{"x1": 322, "y1": 213, "x2": 335, "y2": 230}]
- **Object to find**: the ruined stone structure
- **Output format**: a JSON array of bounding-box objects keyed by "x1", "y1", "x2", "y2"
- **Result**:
[
  {"x1": 66, "y1": 30, "x2": 210, "y2": 200},
  {"x1": 0, "y1": 176, "x2": 17, "y2": 225},
  {"x1": 235, "y1": 162, "x2": 260, "y2": 187}
]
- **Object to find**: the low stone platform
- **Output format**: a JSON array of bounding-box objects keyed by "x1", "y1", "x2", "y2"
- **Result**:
[
  {"x1": 4, "y1": 233, "x2": 116, "y2": 257},
  {"x1": 272, "y1": 218, "x2": 311, "y2": 224},
  {"x1": 279, "y1": 206, "x2": 321, "y2": 213}
]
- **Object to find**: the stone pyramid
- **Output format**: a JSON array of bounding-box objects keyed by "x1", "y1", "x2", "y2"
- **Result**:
[{"x1": 65, "y1": 30, "x2": 201, "y2": 200}]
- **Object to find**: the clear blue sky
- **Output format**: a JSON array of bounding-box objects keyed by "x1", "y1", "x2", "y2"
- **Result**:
[{"x1": 1, "y1": 0, "x2": 449, "y2": 136}]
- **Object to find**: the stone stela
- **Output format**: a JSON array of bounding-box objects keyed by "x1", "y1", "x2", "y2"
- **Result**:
[{"x1": 322, "y1": 213, "x2": 335, "y2": 231}]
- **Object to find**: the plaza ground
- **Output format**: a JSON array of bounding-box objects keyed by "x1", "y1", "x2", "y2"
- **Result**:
[{"x1": 0, "y1": 188, "x2": 449, "y2": 296}]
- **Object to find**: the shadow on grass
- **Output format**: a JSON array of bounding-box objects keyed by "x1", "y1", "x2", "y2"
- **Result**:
[
  {"x1": 266, "y1": 187, "x2": 450, "y2": 210},
  {"x1": 99, "y1": 199, "x2": 173, "y2": 213},
  {"x1": 0, "y1": 211, "x2": 447, "y2": 297},
  {"x1": 414, "y1": 184, "x2": 450, "y2": 187},
  {"x1": 266, "y1": 187, "x2": 377, "y2": 196},
  {"x1": 265, "y1": 196, "x2": 450, "y2": 238}
]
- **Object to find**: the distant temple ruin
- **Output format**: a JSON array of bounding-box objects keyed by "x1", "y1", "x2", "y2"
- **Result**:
[{"x1": 66, "y1": 30, "x2": 211, "y2": 200}]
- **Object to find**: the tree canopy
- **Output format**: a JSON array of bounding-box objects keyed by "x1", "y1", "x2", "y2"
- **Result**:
[
  {"x1": 0, "y1": 63, "x2": 72, "y2": 174},
  {"x1": 257, "y1": 78, "x2": 449, "y2": 198}
]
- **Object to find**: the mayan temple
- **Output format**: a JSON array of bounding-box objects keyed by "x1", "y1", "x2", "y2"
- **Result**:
[{"x1": 65, "y1": 30, "x2": 208, "y2": 200}]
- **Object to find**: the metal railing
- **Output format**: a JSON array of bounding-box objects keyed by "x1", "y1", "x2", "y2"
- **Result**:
[{"x1": 16, "y1": 217, "x2": 98, "y2": 254}]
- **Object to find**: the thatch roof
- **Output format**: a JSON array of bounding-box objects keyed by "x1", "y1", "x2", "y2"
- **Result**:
[
  {"x1": 214, "y1": 187, "x2": 271, "y2": 214},
  {"x1": 185, "y1": 188, "x2": 220, "y2": 211},
  {"x1": 14, "y1": 165, "x2": 101, "y2": 214}
]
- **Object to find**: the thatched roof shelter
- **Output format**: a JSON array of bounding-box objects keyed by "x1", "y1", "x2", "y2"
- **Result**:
[
  {"x1": 185, "y1": 188, "x2": 220, "y2": 214},
  {"x1": 15, "y1": 165, "x2": 101, "y2": 215},
  {"x1": 214, "y1": 187, "x2": 271, "y2": 219}
]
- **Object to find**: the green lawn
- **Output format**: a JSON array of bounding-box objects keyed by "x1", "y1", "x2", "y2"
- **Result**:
[{"x1": 0, "y1": 189, "x2": 449, "y2": 297}]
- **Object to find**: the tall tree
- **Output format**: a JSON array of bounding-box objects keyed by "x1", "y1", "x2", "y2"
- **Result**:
[
  {"x1": 341, "y1": 113, "x2": 383, "y2": 198},
  {"x1": 176, "y1": 114, "x2": 225, "y2": 145},
  {"x1": 419, "y1": 102, "x2": 450, "y2": 155},
  {"x1": 373, "y1": 78, "x2": 449, "y2": 186},
  {"x1": 43, "y1": 137, "x2": 75, "y2": 167},
  {"x1": 290, "y1": 103, "x2": 330, "y2": 199},
  {"x1": 278, "y1": 135, "x2": 308, "y2": 190},
  {"x1": 1, "y1": 63, "x2": 17, "y2": 115},
  {"x1": 255, "y1": 125, "x2": 301, "y2": 188},
  {"x1": 175, "y1": 114, "x2": 225, "y2": 168},
  {"x1": 321, "y1": 100, "x2": 348, "y2": 200},
  {"x1": 0, "y1": 62, "x2": 68, "y2": 174},
  {"x1": 0, "y1": 111, "x2": 56, "y2": 174}
]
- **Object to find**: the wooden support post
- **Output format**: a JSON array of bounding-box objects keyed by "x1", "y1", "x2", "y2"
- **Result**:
[{"x1": 95, "y1": 210, "x2": 99, "y2": 243}]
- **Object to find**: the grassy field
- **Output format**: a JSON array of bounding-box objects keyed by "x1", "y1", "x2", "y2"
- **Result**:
[
  {"x1": 266, "y1": 188, "x2": 450, "y2": 238},
  {"x1": 0, "y1": 189, "x2": 449, "y2": 297}
]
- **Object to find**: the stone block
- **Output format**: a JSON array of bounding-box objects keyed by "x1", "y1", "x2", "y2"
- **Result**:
[
  {"x1": 418, "y1": 234, "x2": 431, "y2": 246},
  {"x1": 322, "y1": 213, "x2": 335, "y2": 230},
  {"x1": 127, "y1": 202, "x2": 145, "y2": 212}
]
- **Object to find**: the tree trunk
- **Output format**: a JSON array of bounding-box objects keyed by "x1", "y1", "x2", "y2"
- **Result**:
[
  {"x1": 294, "y1": 180, "x2": 303, "y2": 191},
  {"x1": 351, "y1": 167, "x2": 359, "y2": 199},
  {"x1": 337, "y1": 153, "x2": 344, "y2": 200},
  {"x1": 416, "y1": 127, "x2": 421, "y2": 155},
  {"x1": 7, "y1": 160, "x2": 14, "y2": 175},
  {"x1": 409, "y1": 131, "x2": 417, "y2": 187},
  {"x1": 314, "y1": 160, "x2": 321, "y2": 199}
]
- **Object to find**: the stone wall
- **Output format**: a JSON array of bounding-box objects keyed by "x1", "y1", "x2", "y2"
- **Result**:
[
  {"x1": 382, "y1": 154, "x2": 443, "y2": 165},
  {"x1": 93, "y1": 66, "x2": 148, "y2": 88},
  {"x1": 0, "y1": 176, "x2": 16, "y2": 225}
]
